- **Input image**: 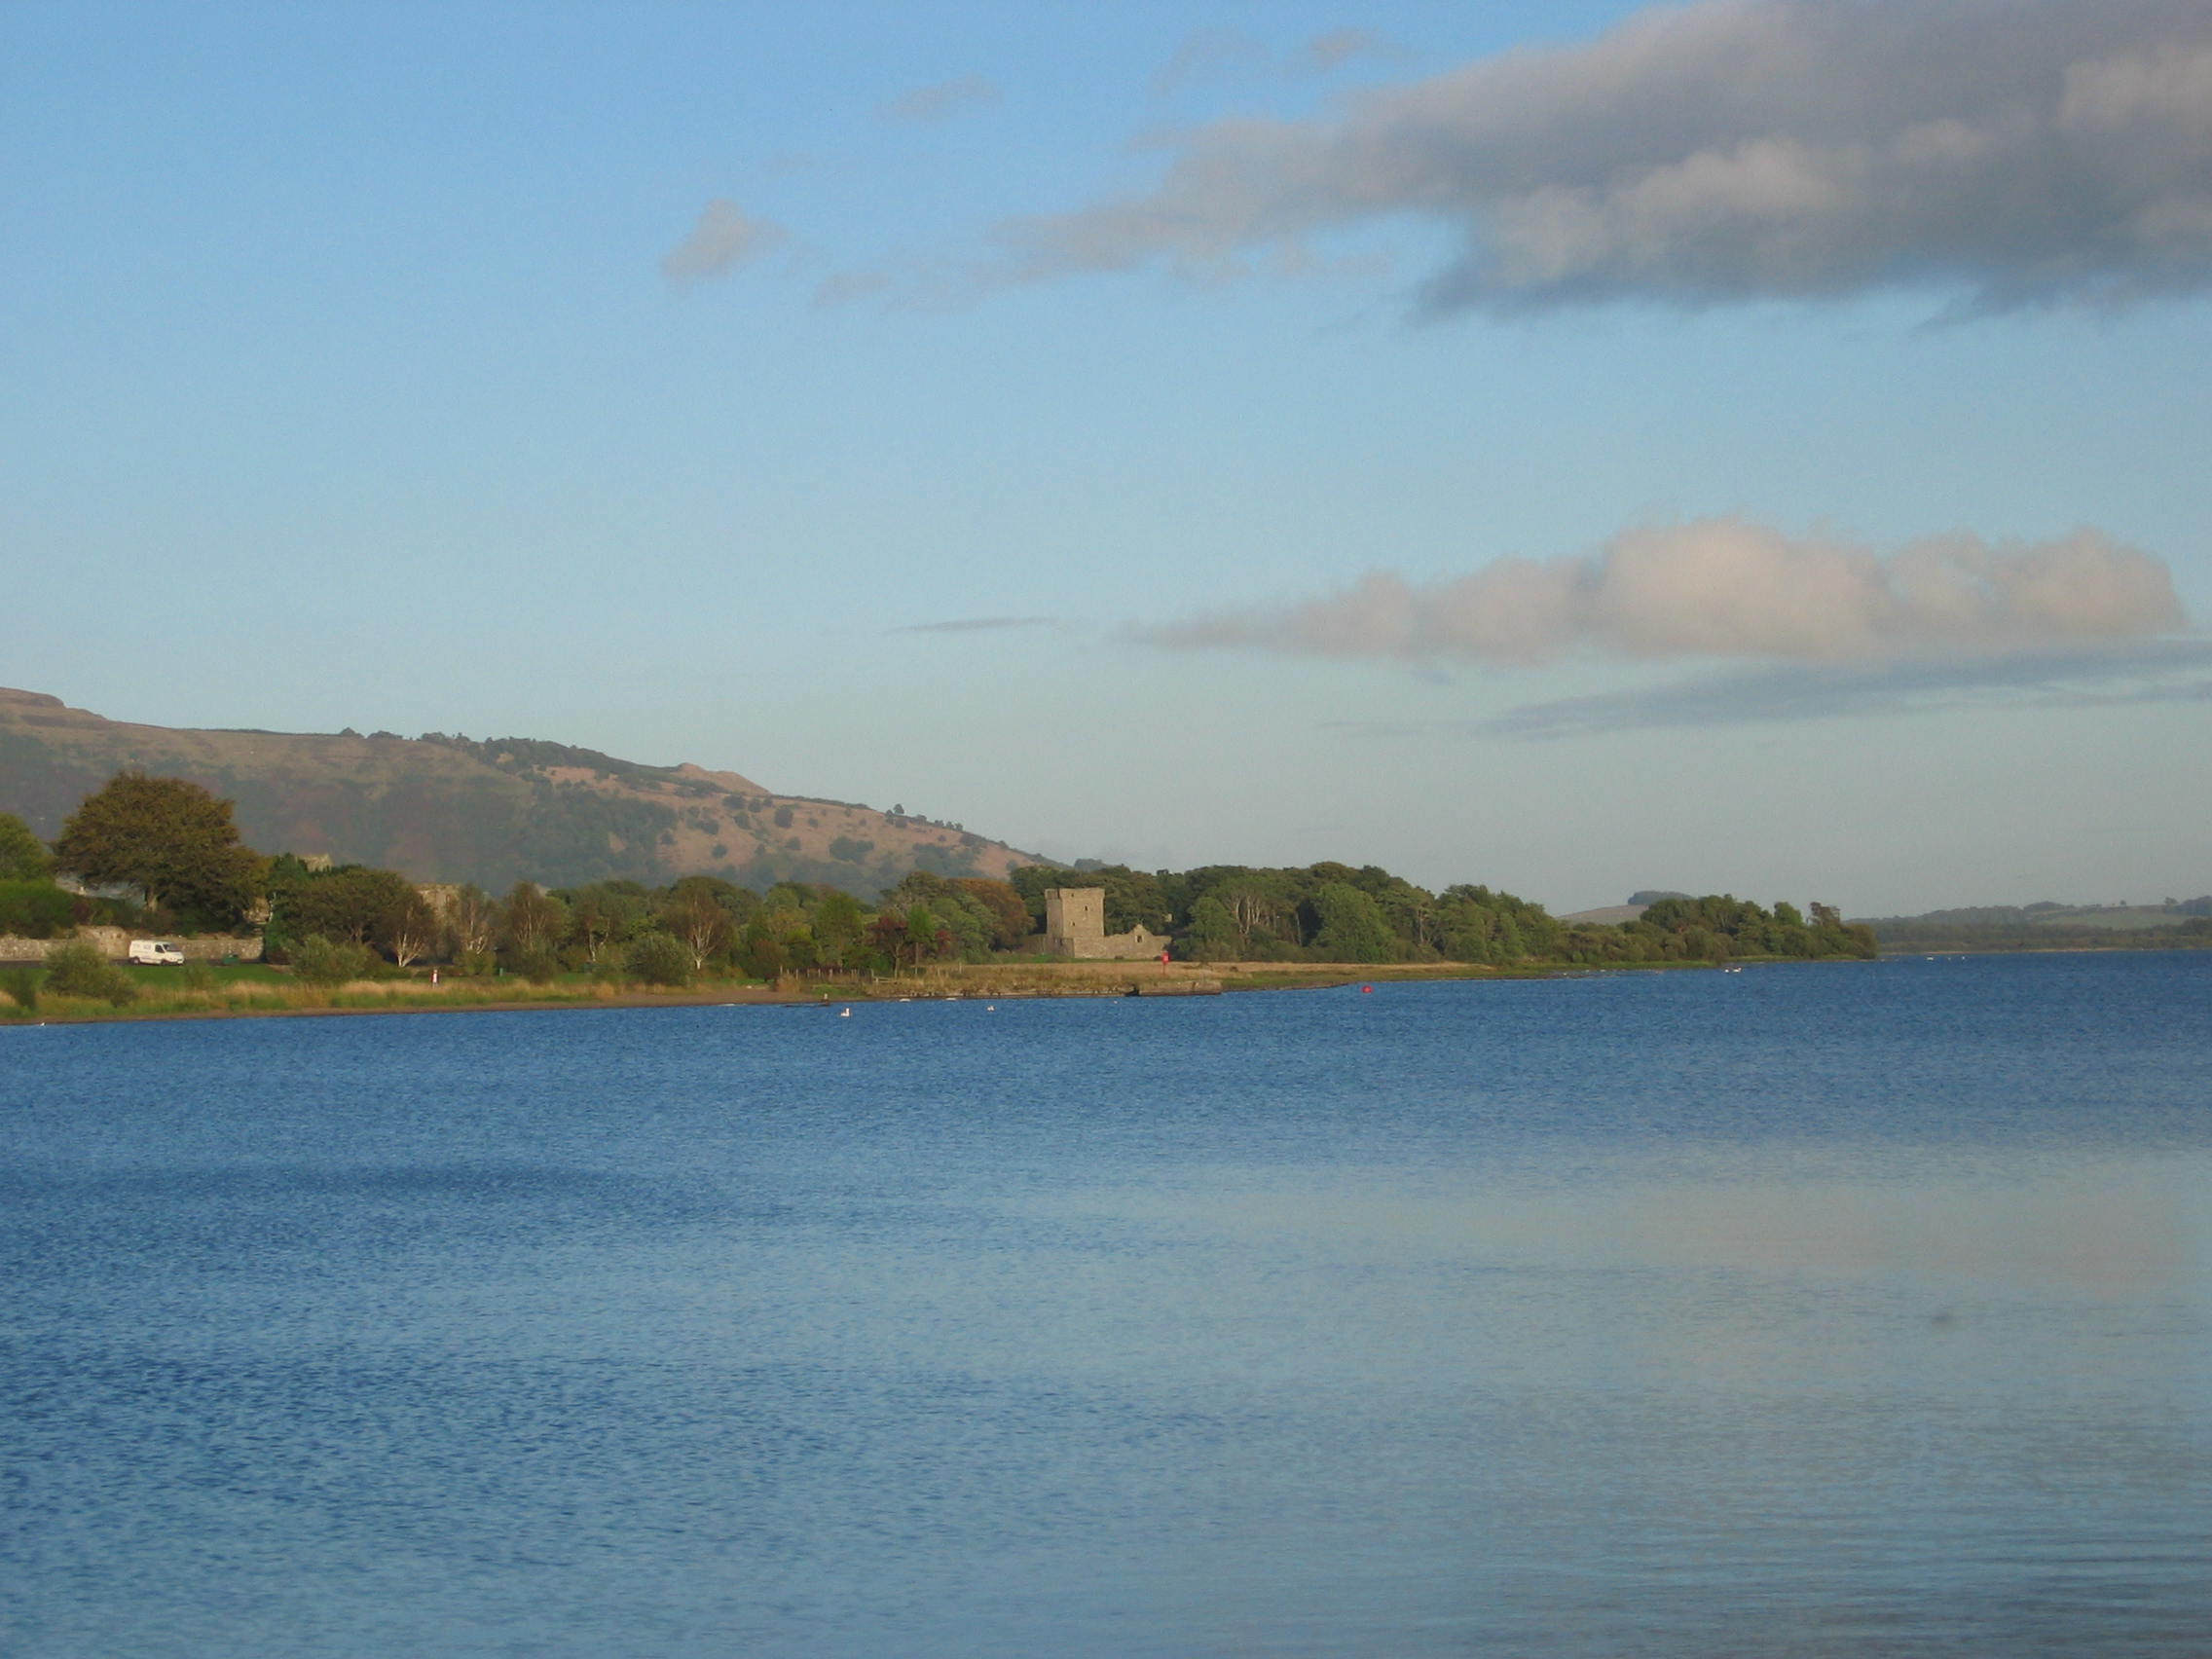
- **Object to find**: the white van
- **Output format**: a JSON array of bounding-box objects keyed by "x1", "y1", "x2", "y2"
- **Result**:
[{"x1": 128, "y1": 940, "x2": 187, "y2": 966}]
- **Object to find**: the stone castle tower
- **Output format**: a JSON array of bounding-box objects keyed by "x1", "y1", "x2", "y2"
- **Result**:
[{"x1": 1034, "y1": 886, "x2": 1170, "y2": 961}]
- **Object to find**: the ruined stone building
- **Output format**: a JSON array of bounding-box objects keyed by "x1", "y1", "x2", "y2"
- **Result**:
[{"x1": 1027, "y1": 886, "x2": 1171, "y2": 960}]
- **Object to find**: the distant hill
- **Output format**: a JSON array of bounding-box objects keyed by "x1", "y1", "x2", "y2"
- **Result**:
[
  {"x1": 0, "y1": 686, "x2": 1037, "y2": 896},
  {"x1": 1558, "y1": 891, "x2": 1691, "y2": 926},
  {"x1": 1852, "y1": 898, "x2": 2212, "y2": 951}
]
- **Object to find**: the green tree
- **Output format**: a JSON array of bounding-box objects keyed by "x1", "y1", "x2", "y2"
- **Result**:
[
  {"x1": 1180, "y1": 895, "x2": 1240, "y2": 961},
  {"x1": 52, "y1": 773, "x2": 261, "y2": 928},
  {"x1": 289, "y1": 866, "x2": 417, "y2": 946},
  {"x1": 663, "y1": 884, "x2": 736, "y2": 971},
  {"x1": 564, "y1": 882, "x2": 650, "y2": 963},
  {"x1": 903, "y1": 903, "x2": 950, "y2": 965},
  {"x1": 1310, "y1": 882, "x2": 1398, "y2": 963},
  {"x1": 377, "y1": 887, "x2": 440, "y2": 968},
  {"x1": 813, "y1": 888, "x2": 865, "y2": 967},
  {"x1": 950, "y1": 877, "x2": 1031, "y2": 949},
  {"x1": 501, "y1": 884, "x2": 568, "y2": 979},
  {"x1": 737, "y1": 915, "x2": 787, "y2": 979},
  {"x1": 665, "y1": 874, "x2": 760, "y2": 925},
  {"x1": 0, "y1": 881, "x2": 76, "y2": 939},
  {"x1": 0, "y1": 813, "x2": 53, "y2": 882},
  {"x1": 444, "y1": 883, "x2": 502, "y2": 966}
]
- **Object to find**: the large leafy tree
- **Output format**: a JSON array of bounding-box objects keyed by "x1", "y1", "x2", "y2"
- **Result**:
[
  {"x1": 1310, "y1": 882, "x2": 1399, "y2": 964},
  {"x1": 53, "y1": 772, "x2": 261, "y2": 927},
  {"x1": 444, "y1": 884, "x2": 502, "y2": 960},
  {"x1": 813, "y1": 888, "x2": 864, "y2": 967},
  {"x1": 949, "y1": 878, "x2": 1031, "y2": 949},
  {"x1": 1180, "y1": 896, "x2": 1241, "y2": 962},
  {"x1": 0, "y1": 813, "x2": 54, "y2": 882},
  {"x1": 289, "y1": 866, "x2": 417, "y2": 945},
  {"x1": 662, "y1": 884, "x2": 735, "y2": 971},
  {"x1": 501, "y1": 883, "x2": 569, "y2": 958}
]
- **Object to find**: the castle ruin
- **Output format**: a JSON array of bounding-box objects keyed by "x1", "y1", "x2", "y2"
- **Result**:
[{"x1": 1028, "y1": 886, "x2": 1171, "y2": 961}]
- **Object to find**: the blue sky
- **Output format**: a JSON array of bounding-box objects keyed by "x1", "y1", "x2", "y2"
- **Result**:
[{"x1": 5, "y1": 0, "x2": 2208, "y2": 912}]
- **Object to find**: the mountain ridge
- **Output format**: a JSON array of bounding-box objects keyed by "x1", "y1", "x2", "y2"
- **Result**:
[{"x1": 0, "y1": 686, "x2": 1037, "y2": 896}]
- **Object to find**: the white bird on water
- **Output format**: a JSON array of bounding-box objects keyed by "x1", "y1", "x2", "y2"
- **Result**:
[{"x1": 839, "y1": 1007, "x2": 851, "y2": 1017}]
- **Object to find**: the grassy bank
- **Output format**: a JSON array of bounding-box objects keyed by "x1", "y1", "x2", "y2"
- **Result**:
[{"x1": 1, "y1": 953, "x2": 1783, "y2": 1026}]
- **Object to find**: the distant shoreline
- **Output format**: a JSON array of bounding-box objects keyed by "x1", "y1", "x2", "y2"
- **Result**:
[{"x1": 68, "y1": 950, "x2": 2212, "y2": 1029}]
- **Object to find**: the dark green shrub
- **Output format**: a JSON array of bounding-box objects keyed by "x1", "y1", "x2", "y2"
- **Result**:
[
  {"x1": 43, "y1": 941, "x2": 137, "y2": 1005},
  {"x1": 503, "y1": 946, "x2": 560, "y2": 984},
  {"x1": 626, "y1": 932, "x2": 691, "y2": 987},
  {"x1": 291, "y1": 935, "x2": 381, "y2": 986},
  {"x1": 0, "y1": 880, "x2": 76, "y2": 939},
  {"x1": 180, "y1": 960, "x2": 218, "y2": 993},
  {"x1": 1, "y1": 967, "x2": 39, "y2": 1012}
]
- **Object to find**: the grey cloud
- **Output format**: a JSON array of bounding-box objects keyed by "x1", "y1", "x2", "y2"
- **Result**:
[
  {"x1": 1154, "y1": 27, "x2": 1394, "y2": 98},
  {"x1": 1153, "y1": 31, "x2": 1263, "y2": 98},
  {"x1": 894, "y1": 615, "x2": 1059, "y2": 635},
  {"x1": 814, "y1": 270, "x2": 893, "y2": 308},
  {"x1": 1297, "y1": 29, "x2": 1393, "y2": 75},
  {"x1": 883, "y1": 74, "x2": 1000, "y2": 124},
  {"x1": 1139, "y1": 520, "x2": 2186, "y2": 664},
  {"x1": 1004, "y1": 0, "x2": 2212, "y2": 310},
  {"x1": 1475, "y1": 641, "x2": 2212, "y2": 739},
  {"x1": 661, "y1": 199, "x2": 787, "y2": 287}
]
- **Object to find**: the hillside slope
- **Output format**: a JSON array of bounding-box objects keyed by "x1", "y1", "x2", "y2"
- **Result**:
[{"x1": 0, "y1": 687, "x2": 1036, "y2": 895}]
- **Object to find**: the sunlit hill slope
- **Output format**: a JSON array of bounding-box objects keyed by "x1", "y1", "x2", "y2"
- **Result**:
[{"x1": 0, "y1": 687, "x2": 1036, "y2": 896}]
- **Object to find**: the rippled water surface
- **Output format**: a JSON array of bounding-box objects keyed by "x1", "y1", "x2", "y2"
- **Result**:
[{"x1": 4, "y1": 953, "x2": 2209, "y2": 1656}]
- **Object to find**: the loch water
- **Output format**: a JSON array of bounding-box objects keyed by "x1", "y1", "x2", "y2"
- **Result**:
[{"x1": 3, "y1": 952, "x2": 2209, "y2": 1657}]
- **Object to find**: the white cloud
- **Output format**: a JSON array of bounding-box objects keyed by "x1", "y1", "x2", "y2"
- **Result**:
[
  {"x1": 1000, "y1": 0, "x2": 2212, "y2": 311},
  {"x1": 1139, "y1": 520, "x2": 2187, "y2": 664},
  {"x1": 660, "y1": 199, "x2": 787, "y2": 288}
]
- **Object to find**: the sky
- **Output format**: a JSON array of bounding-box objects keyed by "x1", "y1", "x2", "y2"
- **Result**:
[{"x1": 4, "y1": 0, "x2": 2209, "y2": 914}]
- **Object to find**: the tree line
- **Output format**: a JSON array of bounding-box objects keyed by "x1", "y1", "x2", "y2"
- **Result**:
[
  {"x1": 1, "y1": 770, "x2": 1879, "y2": 977},
  {"x1": 1005, "y1": 862, "x2": 1876, "y2": 965}
]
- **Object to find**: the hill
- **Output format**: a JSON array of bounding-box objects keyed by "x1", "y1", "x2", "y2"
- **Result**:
[
  {"x1": 1557, "y1": 892, "x2": 1690, "y2": 926},
  {"x1": 1851, "y1": 898, "x2": 2212, "y2": 951},
  {"x1": 0, "y1": 686, "x2": 1036, "y2": 896}
]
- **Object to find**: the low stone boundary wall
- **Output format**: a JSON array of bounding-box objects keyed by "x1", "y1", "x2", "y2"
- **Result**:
[{"x1": 0, "y1": 928, "x2": 265, "y2": 963}]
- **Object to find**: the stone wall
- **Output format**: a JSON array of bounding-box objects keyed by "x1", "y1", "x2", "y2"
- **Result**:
[{"x1": 0, "y1": 928, "x2": 264, "y2": 963}]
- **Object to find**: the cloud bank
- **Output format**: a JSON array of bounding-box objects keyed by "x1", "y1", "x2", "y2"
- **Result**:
[
  {"x1": 661, "y1": 200, "x2": 786, "y2": 288},
  {"x1": 1470, "y1": 641, "x2": 2212, "y2": 739},
  {"x1": 1318, "y1": 642, "x2": 2212, "y2": 740},
  {"x1": 1140, "y1": 520, "x2": 2186, "y2": 665},
  {"x1": 893, "y1": 615, "x2": 1058, "y2": 635},
  {"x1": 1005, "y1": 0, "x2": 2212, "y2": 310}
]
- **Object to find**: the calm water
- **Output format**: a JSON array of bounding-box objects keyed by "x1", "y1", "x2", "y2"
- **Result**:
[{"x1": 3, "y1": 953, "x2": 2208, "y2": 1657}]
